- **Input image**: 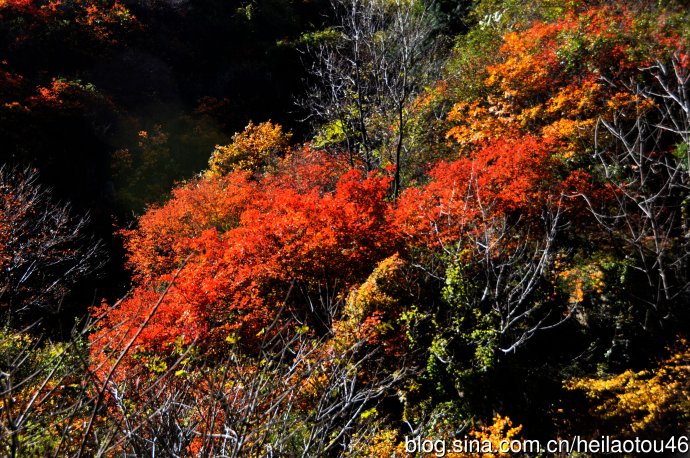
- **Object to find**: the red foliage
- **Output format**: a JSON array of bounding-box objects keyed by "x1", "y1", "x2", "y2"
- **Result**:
[
  {"x1": 395, "y1": 135, "x2": 560, "y2": 248},
  {"x1": 91, "y1": 148, "x2": 401, "y2": 378},
  {"x1": 0, "y1": 0, "x2": 136, "y2": 44},
  {"x1": 0, "y1": 0, "x2": 42, "y2": 16},
  {"x1": 123, "y1": 170, "x2": 258, "y2": 281}
]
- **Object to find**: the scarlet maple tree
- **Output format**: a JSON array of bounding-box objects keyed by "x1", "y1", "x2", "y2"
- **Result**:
[
  {"x1": 91, "y1": 147, "x2": 402, "y2": 379},
  {"x1": 395, "y1": 135, "x2": 565, "y2": 248}
]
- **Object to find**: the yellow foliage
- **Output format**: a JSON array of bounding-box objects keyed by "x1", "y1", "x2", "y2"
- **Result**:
[
  {"x1": 346, "y1": 414, "x2": 523, "y2": 457},
  {"x1": 445, "y1": 101, "x2": 515, "y2": 148},
  {"x1": 332, "y1": 254, "x2": 406, "y2": 352},
  {"x1": 459, "y1": 415, "x2": 523, "y2": 458},
  {"x1": 541, "y1": 118, "x2": 595, "y2": 159},
  {"x1": 567, "y1": 339, "x2": 690, "y2": 435},
  {"x1": 296, "y1": 255, "x2": 407, "y2": 408},
  {"x1": 545, "y1": 79, "x2": 602, "y2": 118},
  {"x1": 346, "y1": 427, "x2": 409, "y2": 457},
  {"x1": 206, "y1": 120, "x2": 291, "y2": 176}
]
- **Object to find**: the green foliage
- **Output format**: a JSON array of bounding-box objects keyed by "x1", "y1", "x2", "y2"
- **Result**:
[
  {"x1": 0, "y1": 327, "x2": 90, "y2": 457},
  {"x1": 471, "y1": 0, "x2": 571, "y2": 30},
  {"x1": 313, "y1": 119, "x2": 348, "y2": 147},
  {"x1": 673, "y1": 142, "x2": 689, "y2": 170},
  {"x1": 298, "y1": 27, "x2": 342, "y2": 47},
  {"x1": 420, "y1": 0, "x2": 473, "y2": 34},
  {"x1": 432, "y1": 260, "x2": 500, "y2": 379}
]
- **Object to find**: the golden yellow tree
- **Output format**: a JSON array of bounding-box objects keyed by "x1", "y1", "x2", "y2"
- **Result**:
[
  {"x1": 206, "y1": 121, "x2": 291, "y2": 176},
  {"x1": 567, "y1": 340, "x2": 690, "y2": 436}
]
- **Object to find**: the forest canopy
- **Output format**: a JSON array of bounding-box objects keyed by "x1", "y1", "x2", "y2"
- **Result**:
[{"x1": 1, "y1": 0, "x2": 690, "y2": 456}]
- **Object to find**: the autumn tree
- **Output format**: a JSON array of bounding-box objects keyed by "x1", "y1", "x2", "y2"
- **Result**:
[
  {"x1": 393, "y1": 134, "x2": 584, "y2": 394},
  {"x1": 83, "y1": 278, "x2": 409, "y2": 456},
  {"x1": 301, "y1": 0, "x2": 441, "y2": 196},
  {"x1": 430, "y1": 1, "x2": 690, "y2": 353},
  {"x1": 567, "y1": 339, "x2": 690, "y2": 438},
  {"x1": 4, "y1": 0, "x2": 690, "y2": 453},
  {"x1": 206, "y1": 120, "x2": 292, "y2": 177},
  {"x1": 584, "y1": 50, "x2": 690, "y2": 319},
  {"x1": 92, "y1": 146, "x2": 403, "y2": 375},
  {"x1": 397, "y1": 0, "x2": 690, "y2": 436}
]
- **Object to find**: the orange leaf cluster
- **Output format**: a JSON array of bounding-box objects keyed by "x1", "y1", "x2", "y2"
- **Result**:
[{"x1": 445, "y1": 5, "x2": 678, "y2": 159}]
